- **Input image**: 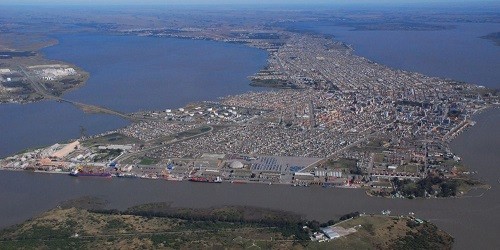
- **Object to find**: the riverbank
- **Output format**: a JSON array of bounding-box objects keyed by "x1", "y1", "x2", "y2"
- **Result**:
[
  {"x1": 0, "y1": 201, "x2": 453, "y2": 249},
  {"x1": 1, "y1": 31, "x2": 496, "y2": 199},
  {"x1": 0, "y1": 9, "x2": 499, "y2": 249},
  {"x1": 0, "y1": 51, "x2": 89, "y2": 104}
]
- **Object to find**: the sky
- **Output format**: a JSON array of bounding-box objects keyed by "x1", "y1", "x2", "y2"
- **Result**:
[{"x1": 0, "y1": 0, "x2": 495, "y2": 5}]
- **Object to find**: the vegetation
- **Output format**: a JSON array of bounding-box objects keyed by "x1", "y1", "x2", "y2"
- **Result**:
[
  {"x1": 309, "y1": 215, "x2": 453, "y2": 250},
  {"x1": 352, "y1": 137, "x2": 388, "y2": 153},
  {"x1": 138, "y1": 156, "x2": 158, "y2": 165},
  {"x1": 0, "y1": 200, "x2": 453, "y2": 249},
  {"x1": 319, "y1": 212, "x2": 361, "y2": 228},
  {"x1": 82, "y1": 133, "x2": 141, "y2": 147},
  {"x1": 325, "y1": 158, "x2": 361, "y2": 174},
  {"x1": 0, "y1": 203, "x2": 310, "y2": 249},
  {"x1": 389, "y1": 174, "x2": 486, "y2": 198},
  {"x1": 174, "y1": 126, "x2": 211, "y2": 139},
  {"x1": 393, "y1": 222, "x2": 453, "y2": 249}
]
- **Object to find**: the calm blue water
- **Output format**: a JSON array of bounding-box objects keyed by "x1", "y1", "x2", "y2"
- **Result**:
[
  {"x1": 0, "y1": 101, "x2": 128, "y2": 157},
  {"x1": 292, "y1": 22, "x2": 500, "y2": 88},
  {"x1": 0, "y1": 34, "x2": 267, "y2": 158},
  {"x1": 43, "y1": 34, "x2": 268, "y2": 113}
]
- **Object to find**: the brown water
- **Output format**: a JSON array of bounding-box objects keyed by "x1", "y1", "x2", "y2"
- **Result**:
[{"x1": 0, "y1": 108, "x2": 499, "y2": 249}]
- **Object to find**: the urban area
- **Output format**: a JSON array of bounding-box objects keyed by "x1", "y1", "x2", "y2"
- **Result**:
[{"x1": 1, "y1": 21, "x2": 497, "y2": 199}]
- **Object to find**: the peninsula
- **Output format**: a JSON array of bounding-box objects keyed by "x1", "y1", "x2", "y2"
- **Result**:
[{"x1": 1, "y1": 11, "x2": 497, "y2": 199}]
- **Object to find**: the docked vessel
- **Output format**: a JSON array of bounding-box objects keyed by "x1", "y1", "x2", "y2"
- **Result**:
[
  {"x1": 116, "y1": 173, "x2": 138, "y2": 178},
  {"x1": 188, "y1": 176, "x2": 222, "y2": 183},
  {"x1": 230, "y1": 180, "x2": 247, "y2": 184},
  {"x1": 165, "y1": 176, "x2": 184, "y2": 181},
  {"x1": 69, "y1": 169, "x2": 111, "y2": 178}
]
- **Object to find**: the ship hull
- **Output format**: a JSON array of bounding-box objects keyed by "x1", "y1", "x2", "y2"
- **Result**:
[
  {"x1": 70, "y1": 172, "x2": 111, "y2": 178},
  {"x1": 188, "y1": 177, "x2": 222, "y2": 183}
]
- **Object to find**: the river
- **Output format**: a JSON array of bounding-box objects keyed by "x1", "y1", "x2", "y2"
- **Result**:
[{"x1": 1, "y1": 25, "x2": 500, "y2": 249}]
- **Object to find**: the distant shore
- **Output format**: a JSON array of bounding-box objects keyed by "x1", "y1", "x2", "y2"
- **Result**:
[{"x1": 481, "y1": 32, "x2": 500, "y2": 46}]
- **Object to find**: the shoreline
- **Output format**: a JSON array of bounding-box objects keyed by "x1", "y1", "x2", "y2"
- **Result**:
[
  {"x1": 1, "y1": 28, "x2": 498, "y2": 200},
  {"x1": 0, "y1": 158, "x2": 490, "y2": 200}
]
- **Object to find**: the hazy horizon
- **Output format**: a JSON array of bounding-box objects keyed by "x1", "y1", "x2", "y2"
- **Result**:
[{"x1": 1, "y1": 0, "x2": 498, "y2": 6}]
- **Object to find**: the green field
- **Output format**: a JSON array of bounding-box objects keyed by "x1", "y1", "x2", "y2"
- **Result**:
[
  {"x1": 82, "y1": 133, "x2": 142, "y2": 147},
  {"x1": 138, "y1": 156, "x2": 159, "y2": 165}
]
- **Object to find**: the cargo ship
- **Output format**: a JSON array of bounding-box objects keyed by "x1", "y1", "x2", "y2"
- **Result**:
[
  {"x1": 116, "y1": 173, "x2": 138, "y2": 178},
  {"x1": 188, "y1": 176, "x2": 222, "y2": 183},
  {"x1": 69, "y1": 169, "x2": 112, "y2": 178}
]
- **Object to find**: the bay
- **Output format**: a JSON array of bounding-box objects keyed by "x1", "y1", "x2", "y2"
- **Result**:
[{"x1": 43, "y1": 34, "x2": 268, "y2": 113}]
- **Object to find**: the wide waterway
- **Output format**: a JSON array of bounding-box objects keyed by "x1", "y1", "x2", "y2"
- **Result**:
[
  {"x1": 1, "y1": 27, "x2": 500, "y2": 249},
  {"x1": 44, "y1": 34, "x2": 268, "y2": 113},
  {"x1": 0, "y1": 108, "x2": 499, "y2": 249},
  {"x1": 0, "y1": 33, "x2": 267, "y2": 158}
]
